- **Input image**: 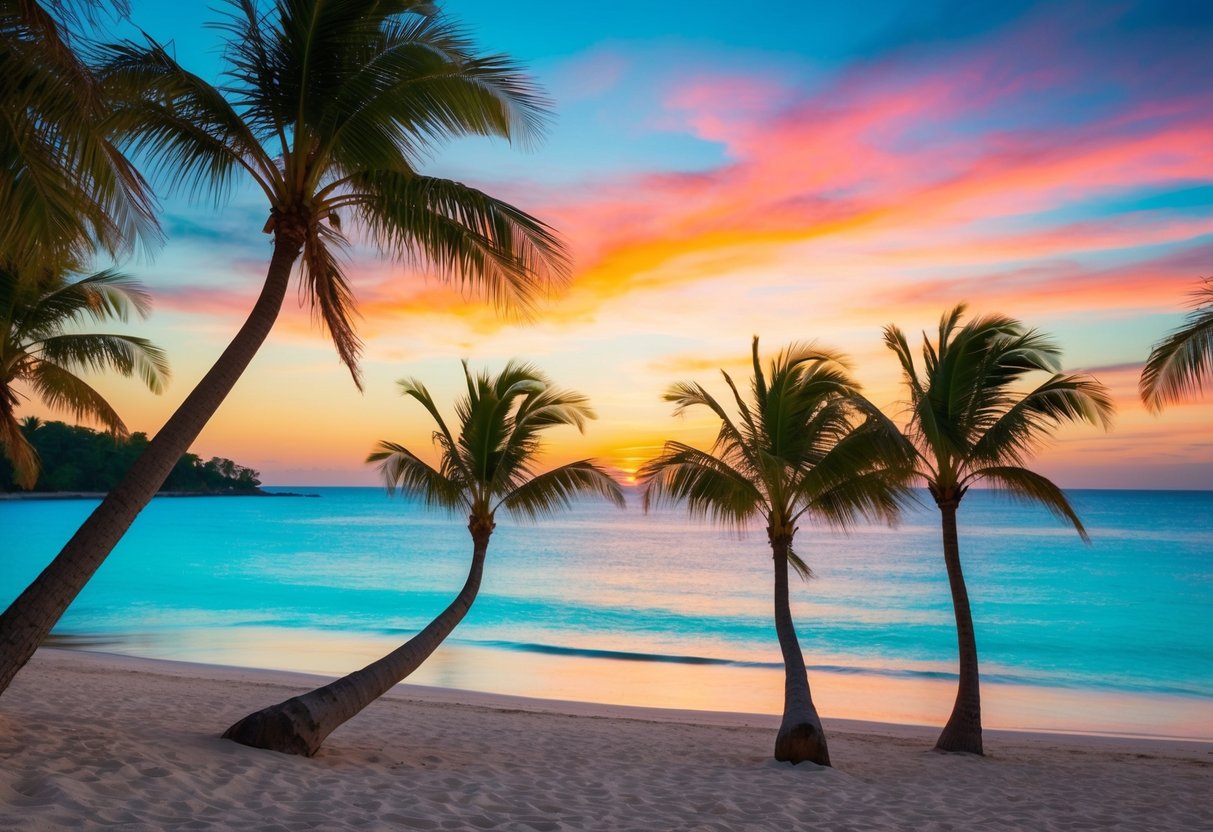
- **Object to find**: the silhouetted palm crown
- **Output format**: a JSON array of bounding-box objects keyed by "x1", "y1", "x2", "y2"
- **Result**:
[
  {"x1": 885, "y1": 306, "x2": 1113, "y2": 527},
  {"x1": 99, "y1": 0, "x2": 568, "y2": 382},
  {"x1": 1141, "y1": 278, "x2": 1213, "y2": 412},
  {"x1": 370, "y1": 360, "x2": 624, "y2": 528},
  {"x1": 641, "y1": 338, "x2": 905, "y2": 573},
  {"x1": 0, "y1": 268, "x2": 168, "y2": 486}
]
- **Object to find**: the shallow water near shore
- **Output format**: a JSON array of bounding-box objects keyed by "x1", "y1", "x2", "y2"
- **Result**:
[{"x1": 4, "y1": 486, "x2": 1211, "y2": 737}]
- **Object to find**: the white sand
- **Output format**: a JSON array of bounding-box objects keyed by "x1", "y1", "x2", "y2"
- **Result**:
[{"x1": 1, "y1": 649, "x2": 1209, "y2": 831}]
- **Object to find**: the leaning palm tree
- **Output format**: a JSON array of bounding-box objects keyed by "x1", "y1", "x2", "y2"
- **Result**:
[
  {"x1": 0, "y1": 0, "x2": 569, "y2": 694},
  {"x1": 1141, "y1": 278, "x2": 1213, "y2": 412},
  {"x1": 884, "y1": 305, "x2": 1113, "y2": 755},
  {"x1": 0, "y1": 267, "x2": 169, "y2": 488},
  {"x1": 223, "y1": 360, "x2": 623, "y2": 755},
  {"x1": 639, "y1": 338, "x2": 908, "y2": 766}
]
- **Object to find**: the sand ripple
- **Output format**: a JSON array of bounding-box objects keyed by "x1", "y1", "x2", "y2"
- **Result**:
[{"x1": 0, "y1": 650, "x2": 1209, "y2": 831}]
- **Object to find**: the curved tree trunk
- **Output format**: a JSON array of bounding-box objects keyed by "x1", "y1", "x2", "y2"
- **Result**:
[
  {"x1": 223, "y1": 522, "x2": 491, "y2": 756},
  {"x1": 771, "y1": 535, "x2": 830, "y2": 766},
  {"x1": 0, "y1": 227, "x2": 306, "y2": 696},
  {"x1": 934, "y1": 499, "x2": 983, "y2": 754}
]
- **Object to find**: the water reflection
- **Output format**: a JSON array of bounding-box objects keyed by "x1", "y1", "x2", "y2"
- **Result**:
[{"x1": 61, "y1": 626, "x2": 1213, "y2": 741}]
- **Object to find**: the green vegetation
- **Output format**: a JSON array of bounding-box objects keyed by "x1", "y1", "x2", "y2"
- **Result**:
[
  {"x1": 1141, "y1": 278, "x2": 1213, "y2": 411},
  {"x1": 884, "y1": 305, "x2": 1113, "y2": 754},
  {"x1": 2, "y1": 0, "x2": 157, "y2": 274},
  {"x1": 639, "y1": 338, "x2": 910, "y2": 766},
  {"x1": 0, "y1": 268, "x2": 169, "y2": 488},
  {"x1": 0, "y1": 419, "x2": 261, "y2": 494},
  {"x1": 223, "y1": 360, "x2": 622, "y2": 756}
]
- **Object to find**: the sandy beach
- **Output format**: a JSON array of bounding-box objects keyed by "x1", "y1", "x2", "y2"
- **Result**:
[{"x1": 0, "y1": 649, "x2": 1208, "y2": 831}]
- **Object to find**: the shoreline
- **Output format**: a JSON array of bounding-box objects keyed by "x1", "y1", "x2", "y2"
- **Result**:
[
  {"x1": 2, "y1": 648, "x2": 1209, "y2": 831},
  {"x1": 41, "y1": 627, "x2": 1213, "y2": 743},
  {"x1": 41, "y1": 647, "x2": 1213, "y2": 750}
]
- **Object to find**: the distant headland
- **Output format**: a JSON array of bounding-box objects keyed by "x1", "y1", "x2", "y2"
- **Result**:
[{"x1": 1, "y1": 420, "x2": 316, "y2": 498}]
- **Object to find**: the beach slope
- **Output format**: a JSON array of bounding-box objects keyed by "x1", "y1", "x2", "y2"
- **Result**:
[{"x1": 1, "y1": 649, "x2": 1209, "y2": 830}]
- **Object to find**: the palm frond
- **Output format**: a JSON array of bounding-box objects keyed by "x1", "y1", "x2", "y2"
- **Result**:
[
  {"x1": 496, "y1": 381, "x2": 595, "y2": 486},
  {"x1": 760, "y1": 347, "x2": 857, "y2": 466},
  {"x1": 26, "y1": 361, "x2": 125, "y2": 433},
  {"x1": 799, "y1": 469, "x2": 906, "y2": 531},
  {"x1": 367, "y1": 439, "x2": 466, "y2": 511},
  {"x1": 25, "y1": 268, "x2": 153, "y2": 328},
  {"x1": 970, "y1": 373, "x2": 1113, "y2": 467},
  {"x1": 846, "y1": 392, "x2": 921, "y2": 479},
  {"x1": 300, "y1": 223, "x2": 363, "y2": 388},
  {"x1": 513, "y1": 384, "x2": 594, "y2": 433},
  {"x1": 456, "y1": 360, "x2": 545, "y2": 487},
  {"x1": 0, "y1": 408, "x2": 40, "y2": 489},
  {"x1": 968, "y1": 465, "x2": 1090, "y2": 543},
  {"x1": 96, "y1": 37, "x2": 274, "y2": 203},
  {"x1": 498, "y1": 459, "x2": 624, "y2": 520},
  {"x1": 882, "y1": 323, "x2": 924, "y2": 398},
  {"x1": 750, "y1": 335, "x2": 767, "y2": 403},
  {"x1": 1, "y1": 267, "x2": 166, "y2": 448},
  {"x1": 348, "y1": 172, "x2": 569, "y2": 314},
  {"x1": 718, "y1": 368, "x2": 760, "y2": 442},
  {"x1": 396, "y1": 375, "x2": 467, "y2": 480},
  {"x1": 639, "y1": 441, "x2": 763, "y2": 530},
  {"x1": 316, "y1": 9, "x2": 552, "y2": 168},
  {"x1": 36, "y1": 333, "x2": 169, "y2": 393},
  {"x1": 1, "y1": 1, "x2": 158, "y2": 266},
  {"x1": 664, "y1": 379, "x2": 752, "y2": 470},
  {"x1": 785, "y1": 546, "x2": 813, "y2": 581},
  {"x1": 1141, "y1": 278, "x2": 1213, "y2": 411}
]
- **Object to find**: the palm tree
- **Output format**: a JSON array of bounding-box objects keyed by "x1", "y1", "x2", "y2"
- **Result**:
[
  {"x1": 0, "y1": 0, "x2": 569, "y2": 695},
  {"x1": 223, "y1": 360, "x2": 623, "y2": 755},
  {"x1": 2, "y1": 0, "x2": 157, "y2": 272},
  {"x1": 1141, "y1": 278, "x2": 1213, "y2": 411},
  {"x1": 883, "y1": 305, "x2": 1113, "y2": 755},
  {"x1": 638, "y1": 338, "x2": 908, "y2": 766},
  {"x1": 4, "y1": 0, "x2": 162, "y2": 489},
  {"x1": 0, "y1": 267, "x2": 169, "y2": 488}
]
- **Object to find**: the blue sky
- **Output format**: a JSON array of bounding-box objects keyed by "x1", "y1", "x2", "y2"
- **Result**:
[{"x1": 47, "y1": 0, "x2": 1212, "y2": 488}]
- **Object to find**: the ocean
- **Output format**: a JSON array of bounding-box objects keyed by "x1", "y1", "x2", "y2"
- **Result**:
[{"x1": 3, "y1": 487, "x2": 1210, "y2": 739}]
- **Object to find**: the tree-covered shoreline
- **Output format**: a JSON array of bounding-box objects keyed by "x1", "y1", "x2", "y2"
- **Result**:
[{"x1": 0, "y1": 420, "x2": 264, "y2": 495}]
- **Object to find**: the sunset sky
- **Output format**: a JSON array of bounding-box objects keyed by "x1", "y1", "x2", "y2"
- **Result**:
[{"x1": 33, "y1": 0, "x2": 1213, "y2": 489}]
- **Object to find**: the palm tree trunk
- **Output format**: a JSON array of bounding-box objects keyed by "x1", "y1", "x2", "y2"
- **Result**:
[
  {"x1": 934, "y1": 499, "x2": 983, "y2": 754},
  {"x1": 771, "y1": 536, "x2": 830, "y2": 766},
  {"x1": 222, "y1": 523, "x2": 491, "y2": 756},
  {"x1": 0, "y1": 228, "x2": 306, "y2": 696}
]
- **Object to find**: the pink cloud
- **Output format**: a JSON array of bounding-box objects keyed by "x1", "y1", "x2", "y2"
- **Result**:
[
  {"x1": 515, "y1": 15, "x2": 1213, "y2": 327},
  {"x1": 153, "y1": 286, "x2": 259, "y2": 317},
  {"x1": 876, "y1": 244, "x2": 1213, "y2": 318},
  {"x1": 148, "y1": 5, "x2": 1213, "y2": 363}
]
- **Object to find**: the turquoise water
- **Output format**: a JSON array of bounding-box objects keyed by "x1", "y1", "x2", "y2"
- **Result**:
[{"x1": 2, "y1": 487, "x2": 1210, "y2": 730}]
